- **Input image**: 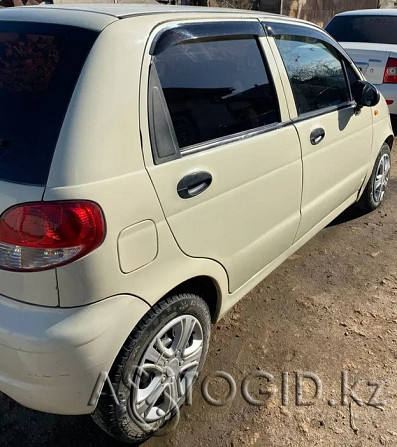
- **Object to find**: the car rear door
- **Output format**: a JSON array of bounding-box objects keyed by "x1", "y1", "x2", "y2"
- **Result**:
[
  {"x1": 140, "y1": 20, "x2": 303, "y2": 293},
  {"x1": 265, "y1": 21, "x2": 373, "y2": 240}
]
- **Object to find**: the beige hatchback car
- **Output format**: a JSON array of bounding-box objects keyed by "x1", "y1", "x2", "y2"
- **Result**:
[{"x1": 0, "y1": 4, "x2": 392, "y2": 444}]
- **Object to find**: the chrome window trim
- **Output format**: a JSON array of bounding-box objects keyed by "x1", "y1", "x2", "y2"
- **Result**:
[
  {"x1": 180, "y1": 121, "x2": 292, "y2": 157},
  {"x1": 290, "y1": 101, "x2": 357, "y2": 124},
  {"x1": 180, "y1": 101, "x2": 357, "y2": 158}
]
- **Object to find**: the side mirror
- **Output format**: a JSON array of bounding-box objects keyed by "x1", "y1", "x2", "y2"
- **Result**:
[{"x1": 352, "y1": 80, "x2": 380, "y2": 108}]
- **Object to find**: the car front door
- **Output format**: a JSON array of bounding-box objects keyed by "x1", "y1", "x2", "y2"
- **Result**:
[
  {"x1": 140, "y1": 20, "x2": 303, "y2": 293},
  {"x1": 265, "y1": 22, "x2": 373, "y2": 240}
]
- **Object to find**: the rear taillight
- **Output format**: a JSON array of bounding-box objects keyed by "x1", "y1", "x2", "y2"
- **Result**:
[
  {"x1": 0, "y1": 201, "x2": 105, "y2": 271},
  {"x1": 383, "y1": 57, "x2": 397, "y2": 84}
]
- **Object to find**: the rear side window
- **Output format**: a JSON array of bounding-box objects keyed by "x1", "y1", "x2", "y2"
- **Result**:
[
  {"x1": 274, "y1": 35, "x2": 350, "y2": 115},
  {"x1": 326, "y1": 15, "x2": 397, "y2": 45},
  {"x1": 0, "y1": 22, "x2": 98, "y2": 185},
  {"x1": 152, "y1": 37, "x2": 280, "y2": 150}
]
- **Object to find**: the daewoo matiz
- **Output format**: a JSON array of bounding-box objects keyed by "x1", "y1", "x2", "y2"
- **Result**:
[{"x1": 0, "y1": 4, "x2": 392, "y2": 444}]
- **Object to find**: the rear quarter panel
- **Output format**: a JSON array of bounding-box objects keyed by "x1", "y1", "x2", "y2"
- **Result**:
[
  {"x1": 44, "y1": 17, "x2": 229, "y2": 309},
  {"x1": 0, "y1": 182, "x2": 58, "y2": 306}
]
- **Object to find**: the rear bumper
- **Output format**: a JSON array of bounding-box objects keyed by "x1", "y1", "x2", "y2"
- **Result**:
[
  {"x1": 376, "y1": 83, "x2": 397, "y2": 115},
  {"x1": 0, "y1": 293, "x2": 149, "y2": 415}
]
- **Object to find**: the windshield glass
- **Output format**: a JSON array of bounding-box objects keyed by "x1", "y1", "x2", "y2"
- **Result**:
[
  {"x1": 325, "y1": 15, "x2": 397, "y2": 44},
  {"x1": 0, "y1": 22, "x2": 98, "y2": 185}
]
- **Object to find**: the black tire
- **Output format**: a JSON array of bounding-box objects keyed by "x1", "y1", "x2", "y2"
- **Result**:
[
  {"x1": 357, "y1": 143, "x2": 391, "y2": 212},
  {"x1": 92, "y1": 293, "x2": 211, "y2": 444}
]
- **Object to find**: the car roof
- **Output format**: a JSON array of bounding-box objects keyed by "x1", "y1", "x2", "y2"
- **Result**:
[
  {"x1": 37, "y1": 4, "x2": 263, "y2": 18},
  {"x1": 0, "y1": 3, "x2": 272, "y2": 19},
  {"x1": 0, "y1": 4, "x2": 317, "y2": 32},
  {"x1": 335, "y1": 8, "x2": 397, "y2": 17}
]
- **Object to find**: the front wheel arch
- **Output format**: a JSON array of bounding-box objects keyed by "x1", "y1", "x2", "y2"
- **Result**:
[
  {"x1": 385, "y1": 135, "x2": 394, "y2": 152},
  {"x1": 357, "y1": 142, "x2": 391, "y2": 211}
]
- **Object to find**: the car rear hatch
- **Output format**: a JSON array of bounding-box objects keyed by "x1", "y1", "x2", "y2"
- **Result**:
[
  {"x1": 0, "y1": 19, "x2": 100, "y2": 306},
  {"x1": 336, "y1": 43, "x2": 397, "y2": 85},
  {"x1": 325, "y1": 14, "x2": 397, "y2": 84}
]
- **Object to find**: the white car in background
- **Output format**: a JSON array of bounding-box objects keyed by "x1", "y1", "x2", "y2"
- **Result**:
[{"x1": 326, "y1": 9, "x2": 397, "y2": 116}]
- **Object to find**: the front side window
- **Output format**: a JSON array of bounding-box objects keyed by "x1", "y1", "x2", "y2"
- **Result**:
[
  {"x1": 274, "y1": 34, "x2": 350, "y2": 115},
  {"x1": 152, "y1": 37, "x2": 280, "y2": 150}
]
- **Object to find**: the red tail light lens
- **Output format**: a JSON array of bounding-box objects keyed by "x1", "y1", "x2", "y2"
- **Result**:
[
  {"x1": 0, "y1": 201, "x2": 105, "y2": 271},
  {"x1": 383, "y1": 57, "x2": 397, "y2": 84}
]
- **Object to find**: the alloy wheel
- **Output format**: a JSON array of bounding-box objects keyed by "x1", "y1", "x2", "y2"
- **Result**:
[
  {"x1": 130, "y1": 315, "x2": 204, "y2": 426},
  {"x1": 373, "y1": 153, "x2": 391, "y2": 203}
]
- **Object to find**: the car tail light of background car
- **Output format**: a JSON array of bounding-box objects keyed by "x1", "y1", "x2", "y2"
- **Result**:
[
  {"x1": 0, "y1": 201, "x2": 105, "y2": 271},
  {"x1": 383, "y1": 57, "x2": 397, "y2": 84}
]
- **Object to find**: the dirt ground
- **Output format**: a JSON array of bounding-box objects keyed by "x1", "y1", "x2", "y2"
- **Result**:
[{"x1": 0, "y1": 124, "x2": 396, "y2": 447}]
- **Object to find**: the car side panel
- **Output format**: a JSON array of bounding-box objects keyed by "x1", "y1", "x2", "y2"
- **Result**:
[
  {"x1": 45, "y1": 18, "x2": 230, "y2": 308},
  {"x1": 265, "y1": 23, "x2": 374, "y2": 240},
  {"x1": 140, "y1": 22, "x2": 303, "y2": 293},
  {"x1": 293, "y1": 106, "x2": 373, "y2": 239}
]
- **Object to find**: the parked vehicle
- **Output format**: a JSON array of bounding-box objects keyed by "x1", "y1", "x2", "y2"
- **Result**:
[
  {"x1": 0, "y1": 5, "x2": 392, "y2": 444},
  {"x1": 325, "y1": 9, "x2": 397, "y2": 116}
]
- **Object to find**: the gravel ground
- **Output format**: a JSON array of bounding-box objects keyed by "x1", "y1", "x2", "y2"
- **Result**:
[{"x1": 0, "y1": 121, "x2": 396, "y2": 447}]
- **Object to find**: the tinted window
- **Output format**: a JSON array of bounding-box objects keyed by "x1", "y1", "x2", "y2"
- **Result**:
[
  {"x1": 274, "y1": 35, "x2": 350, "y2": 115},
  {"x1": 326, "y1": 15, "x2": 397, "y2": 45},
  {"x1": 344, "y1": 61, "x2": 366, "y2": 103},
  {"x1": 152, "y1": 38, "x2": 279, "y2": 149},
  {"x1": 0, "y1": 22, "x2": 98, "y2": 185},
  {"x1": 344, "y1": 62, "x2": 361, "y2": 89}
]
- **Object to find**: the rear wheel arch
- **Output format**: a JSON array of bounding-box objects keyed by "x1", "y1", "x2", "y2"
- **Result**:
[
  {"x1": 92, "y1": 292, "x2": 211, "y2": 443},
  {"x1": 163, "y1": 276, "x2": 222, "y2": 323}
]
